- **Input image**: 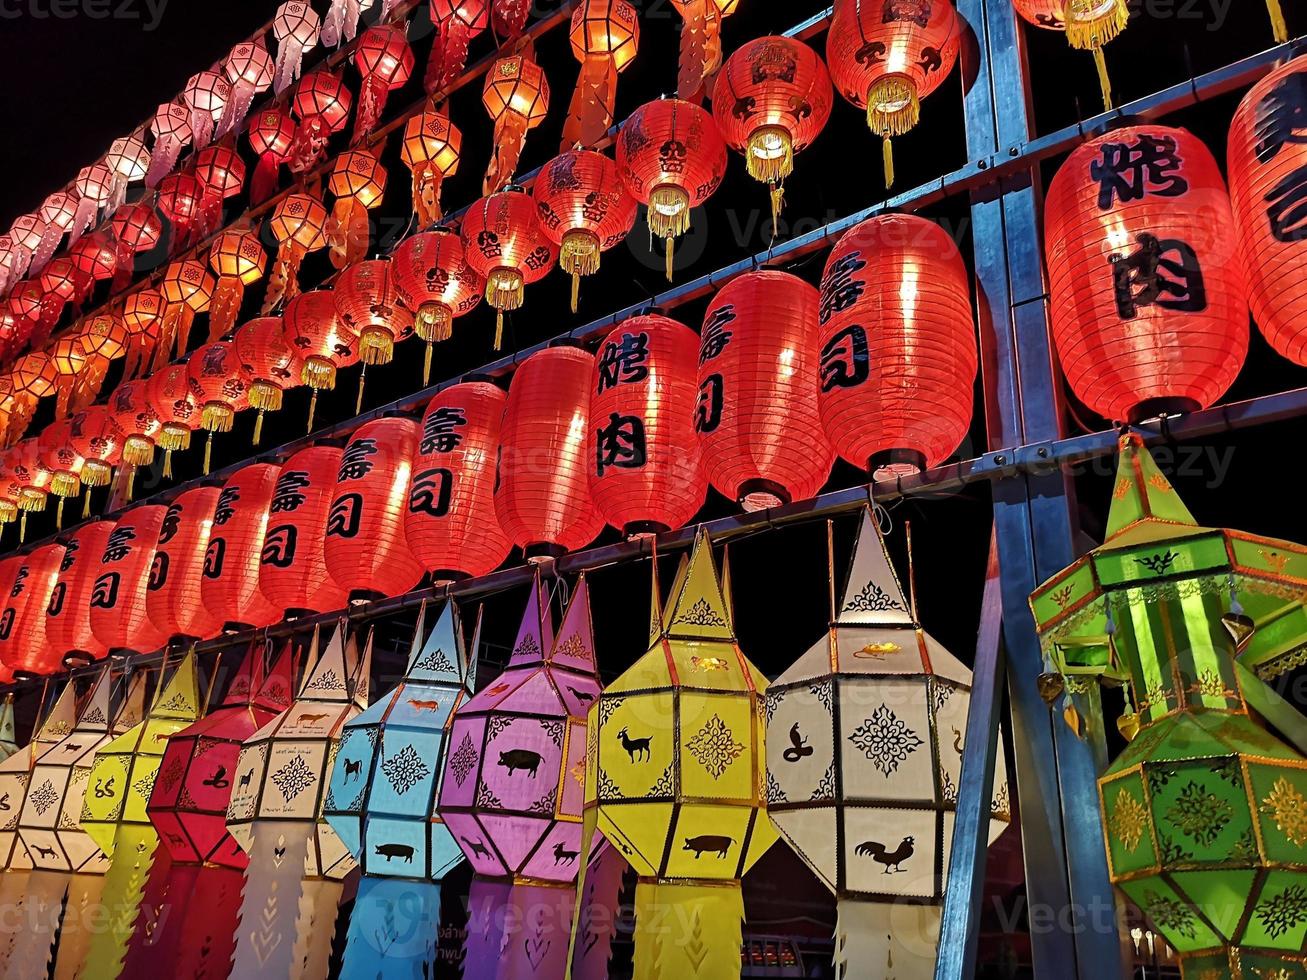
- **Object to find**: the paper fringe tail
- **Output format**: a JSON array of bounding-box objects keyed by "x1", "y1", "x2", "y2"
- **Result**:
[
  {"x1": 833, "y1": 897, "x2": 943, "y2": 980},
  {"x1": 120, "y1": 849, "x2": 183, "y2": 974},
  {"x1": 570, "y1": 845, "x2": 624, "y2": 980},
  {"x1": 463, "y1": 877, "x2": 576, "y2": 980},
  {"x1": 290, "y1": 877, "x2": 343, "y2": 980},
  {"x1": 5, "y1": 868, "x2": 71, "y2": 980},
  {"x1": 0, "y1": 868, "x2": 30, "y2": 974},
  {"x1": 171, "y1": 864, "x2": 244, "y2": 978},
  {"x1": 340, "y1": 877, "x2": 442, "y2": 980},
  {"x1": 632, "y1": 879, "x2": 743, "y2": 980},
  {"x1": 77, "y1": 823, "x2": 160, "y2": 980},
  {"x1": 229, "y1": 822, "x2": 313, "y2": 980},
  {"x1": 54, "y1": 873, "x2": 109, "y2": 980}
]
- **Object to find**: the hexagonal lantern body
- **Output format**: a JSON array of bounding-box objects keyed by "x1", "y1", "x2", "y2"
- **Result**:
[
  {"x1": 765, "y1": 508, "x2": 1010, "y2": 978},
  {"x1": 0, "y1": 683, "x2": 77, "y2": 875}
]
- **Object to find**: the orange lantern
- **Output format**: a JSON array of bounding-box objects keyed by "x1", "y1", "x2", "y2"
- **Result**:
[
  {"x1": 670, "y1": 0, "x2": 738, "y2": 100},
  {"x1": 713, "y1": 36, "x2": 834, "y2": 230},
  {"x1": 107, "y1": 380, "x2": 161, "y2": 496},
  {"x1": 186, "y1": 341, "x2": 248, "y2": 473},
  {"x1": 234, "y1": 315, "x2": 304, "y2": 444},
  {"x1": 69, "y1": 405, "x2": 121, "y2": 504},
  {"x1": 146, "y1": 101, "x2": 193, "y2": 188},
  {"x1": 282, "y1": 289, "x2": 358, "y2": 429},
  {"x1": 334, "y1": 259, "x2": 414, "y2": 406},
  {"x1": 400, "y1": 106, "x2": 461, "y2": 228},
  {"x1": 426, "y1": 0, "x2": 489, "y2": 94},
  {"x1": 247, "y1": 106, "x2": 297, "y2": 204},
  {"x1": 461, "y1": 186, "x2": 557, "y2": 349},
  {"x1": 147, "y1": 361, "x2": 198, "y2": 478},
  {"x1": 482, "y1": 51, "x2": 550, "y2": 194},
  {"x1": 827, "y1": 0, "x2": 961, "y2": 185},
  {"x1": 288, "y1": 70, "x2": 353, "y2": 175},
  {"x1": 194, "y1": 144, "x2": 248, "y2": 236},
  {"x1": 121, "y1": 286, "x2": 165, "y2": 379},
  {"x1": 352, "y1": 24, "x2": 413, "y2": 142},
  {"x1": 35, "y1": 257, "x2": 85, "y2": 344},
  {"x1": 0, "y1": 463, "x2": 20, "y2": 535},
  {"x1": 391, "y1": 229, "x2": 483, "y2": 381},
  {"x1": 534, "y1": 149, "x2": 637, "y2": 311},
  {"x1": 74, "y1": 315, "x2": 125, "y2": 403},
  {"x1": 11, "y1": 351, "x2": 56, "y2": 406},
  {"x1": 326, "y1": 148, "x2": 387, "y2": 270},
  {"x1": 1012, "y1": 0, "x2": 1127, "y2": 108},
  {"x1": 564, "y1": 0, "x2": 639, "y2": 150},
  {"x1": 109, "y1": 202, "x2": 162, "y2": 290},
  {"x1": 146, "y1": 485, "x2": 224, "y2": 642},
  {"x1": 37, "y1": 418, "x2": 84, "y2": 526},
  {"x1": 160, "y1": 257, "x2": 216, "y2": 360},
  {"x1": 207, "y1": 228, "x2": 266, "y2": 342},
  {"x1": 48, "y1": 335, "x2": 88, "y2": 418},
  {"x1": 263, "y1": 191, "x2": 328, "y2": 313}
]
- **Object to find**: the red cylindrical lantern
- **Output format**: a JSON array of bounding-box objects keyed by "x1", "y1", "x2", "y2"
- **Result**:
[
  {"x1": 404, "y1": 382, "x2": 512, "y2": 582},
  {"x1": 207, "y1": 228, "x2": 266, "y2": 341},
  {"x1": 352, "y1": 24, "x2": 414, "y2": 142},
  {"x1": 712, "y1": 36, "x2": 833, "y2": 228},
  {"x1": 427, "y1": 0, "x2": 490, "y2": 94},
  {"x1": 1229, "y1": 56, "x2": 1307, "y2": 364},
  {"x1": 534, "y1": 149, "x2": 637, "y2": 311},
  {"x1": 89, "y1": 504, "x2": 170, "y2": 653},
  {"x1": 247, "y1": 106, "x2": 297, "y2": 204},
  {"x1": 289, "y1": 70, "x2": 353, "y2": 174},
  {"x1": 44, "y1": 519, "x2": 115, "y2": 662},
  {"x1": 1044, "y1": 123, "x2": 1249, "y2": 423},
  {"x1": 259, "y1": 445, "x2": 346, "y2": 616},
  {"x1": 817, "y1": 214, "x2": 977, "y2": 478},
  {"x1": 495, "y1": 343, "x2": 605, "y2": 558},
  {"x1": 695, "y1": 270, "x2": 833, "y2": 510},
  {"x1": 234, "y1": 315, "x2": 304, "y2": 444},
  {"x1": 282, "y1": 289, "x2": 359, "y2": 429},
  {"x1": 0, "y1": 543, "x2": 64, "y2": 674},
  {"x1": 202, "y1": 461, "x2": 281, "y2": 630},
  {"x1": 147, "y1": 361, "x2": 198, "y2": 478},
  {"x1": 589, "y1": 313, "x2": 707, "y2": 535},
  {"x1": 334, "y1": 258, "x2": 415, "y2": 367},
  {"x1": 324, "y1": 416, "x2": 423, "y2": 600},
  {"x1": 186, "y1": 341, "x2": 248, "y2": 473},
  {"x1": 616, "y1": 98, "x2": 727, "y2": 281},
  {"x1": 392, "y1": 229, "x2": 484, "y2": 383},
  {"x1": 146, "y1": 485, "x2": 224, "y2": 641},
  {"x1": 461, "y1": 186, "x2": 558, "y2": 349}
]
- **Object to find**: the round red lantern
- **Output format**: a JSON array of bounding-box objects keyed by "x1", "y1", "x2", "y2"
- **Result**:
[
  {"x1": 156, "y1": 171, "x2": 205, "y2": 249},
  {"x1": 110, "y1": 202, "x2": 162, "y2": 289},
  {"x1": 107, "y1": 379, "x2": 162, "y2": 493},
  {"x1": 404, "y1": 381, "x2": 512, "y2": 582},
  {"x1": 827, "y1": 0, "x2": 960, "y2": 186},
  {"x1": 1044, "y1": 123, "x2": 1249, "y2": 423},
  {"x1": 259, "y1": 445, "x2": 346, "y2": 617},
  {"x1": 37, "y1": 418, "x2": 84, "y2": 524},
  {"x1": 89, "y1": 504, "x2": 170, "y2": 653},
  {"x1": 282, "y1": 289, "x2": 359, "y2": 429},
  {"x1": 69, "y1": 404, "x2": 121, "y2": 494},
  {"x1": 193, "y1": 143, "x2": 247, "y2": 236},
  {"x1": 482, "y1": 51, "x2": 550, "y2": 192},
  {"x1": 1229, "y1": 56, "x2": 1307, "y2": 364},
  {"x1": 247, "y1": 106, "x2": 297, "y2": 204},
  {"x1": 44, "y1": 519, "x2": 115, "y2": 662},
  {"x1": 495, "y1": 343, "x2": 606, "y2": 558},
  {"x1": 186, "y1": 341, "x2": 248, "y2": 473},
  {"x1": 589, "y1": 313, "x2": 707, "y2": 535},
  {"x1": 7, "y1": 438, "x2": 52, "y2": 530},
  {"x1": 427, "y1": 0, "x2": 489, "y2": 93},
  {"x1": 461, "y1": 186, "x2": 558, "y2": 349},
  {"x1": 160, "y1": 257, "x2": 216, "y2": 359},
  {"x1": 534, "y1": 149, "x2": 637, "y2": 312},
  {"x1": 263, "y1": 192, "x2": 329, "y2": 313},
  {"x1": 391, "y1": 229, "x2": 483, "y2": 382},
  {"x1": 334, "y1": 258, "x2": 414, "y2": 367},
  {"x1": 147, "y1": 485, "x2": 224, "y2": 641},
  {"x1": 67, "y1": 230, "x2": 116, "y2": 294},
  {"x1": 712, "y1": 36, "x2": 833, "y2": 228},
  {"x1": 352, "y1": 24, "x2": 413, "y2": 141},
  {"x1": 234, "y1": 315, "x2": 304, "y2": 444},
  {"x1": 147, "y1": 361, "x2": 198, "y2": 478},
  {"x1": 201, "y1": 461, "x2": 281, "y2": 630},
  {"x1": 616, "y1": 98, "x2": 727, "y2": 281},
  {"x1": 324, "y1": 416, "x2": 423, "y2": 600},
  {"x1": 695, "y1": 269, "x2": 833, "y2": 510},
  {"x1": 1012, "y1": 1, "x2": 1126, "y2": 109},
  {"x1": 400, "y1": 107, "x2": 461, "y2": 228},
  {"x1": 817, "y1": 214, "x2": 977, "y2": 478},
  {"x1": 289, "y1": 70, "x2": 353, "y2": 174},
  {"x1": 0, "y1": 542, "x2": 64, "y2": 674},
  {"x1": 207, "y1": 228, "x2": 266, "y2": 341}
]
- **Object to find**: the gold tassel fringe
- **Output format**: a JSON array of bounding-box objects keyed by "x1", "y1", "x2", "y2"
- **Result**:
[
  {"x1": 359, "y1": 326, "x2": 396, "y2": 366},
  {"x1": 883, "y1": 137, "x2": 895, "y2": 189},
  {"x1": 302, "y1": 357, "x2": 337, "y2": 391},
  {"x1": 247, "y1": 381, "x2": 284, "y2": 413},
  {"x1": 18, "y1": 489, "x2": 47, "y2": 512},
  {"x1": 253, "y1": 411, "x2": 265, "y2": 446},
  {"x1": 414, "y1": 304, "x2": 453, "y2": 343},
  {"x1": 561, "y1": 229, "x2": 600, "y2": 314},
  {"x1": 356, "y1": 367, "x2": 367, "y2": 415},
  {"x1": 1065, "y1": 0, "x2": 1129, "y2": 50},
  {"x1": 745, "y1": 125, "x2": 793, "y2": 185},
  {"x1": 866, "y1": 75, "x2": 920, "y2": 137},
  {"x1": 648, "y1": 185, "x2": 691, "y2": 240},
  {"x1": 201, "y1": 404, "x2": 235, "y2": 433},
  {"x1": 50, "y1": 472, "x2": 80, "y2": 499},
  {"x1": 122, "y1": 436, "x2": 155, "y2": 468},
  {"x1": 157, "y1": 426, "x2": 191, "y2": 453}
]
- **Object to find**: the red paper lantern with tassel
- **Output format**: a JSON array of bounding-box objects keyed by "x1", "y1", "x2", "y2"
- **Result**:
[
  {"x1": 400, "y1": 107, "x2": 461, "y2": 229},
  {"x1": 7, "y1": 438, "x2": 52, "y2": 537},
  {"x1": 391, "y1": 229, "x2": 483, "y2": 382},
  {"x1": 326, "y1": 148, "x2": 386, "y2": 270},
  {"x1": 194, "y1": 145, "x2": 248, "y2": 237},
  {"x1": 37, "y1": 418, "x2": 84, "y2": 526},
  {"x1": 427, "y1": 0, "x2": 490, "y2": 94},
  {"x1": 89, "y1": 504, "x2": 169, "y2": 653},
  {"x1": 589, "y1": 312, "x2": 707, "y2": 535},
  {"x1": 186, "y1": 342, "x2": 248, "y2": 473},
  {"x1": 202, "y1": 461, "x2": 281, "y2": 630},
  {"x1": 0, "y1": 465, "x2": 20, "y2": 539},
  {"x1": 247, "y1": 106, "x2": 297, "y2": 204},
  {"x1": 817, "y1": 213, "x2": 977, "y2": 478},
  {"x1": 534, "y1": 150, "x2": 637, "y2": 312},
  {"x1": 827, "y1": 0, "x2": 960, "y2": 186},
  {"x1": 1228, "y1": 56, "x2": 1307, "y2": 365},
  {"x1": 482, "y1": 51, "x2": 549, "y2": 193},
  {"x1": 259, "y1": 444, "x2": 346, "y2": 616},
  {"x1": 404, "y1": 381, "x2": 512, "y2": 581},
  {"x1": 1044, "y1": 123, "x2": 1249, "y2": 423},
  {"x1": 288, "y1": 70, "x2": 353, "y2": 175},
  {"x1": 0, "y1": 542, "x2": 64, "y2": 674},
  {"x1": 121, "y1": 286, "x2": 164, "y2": 378},
  {"x1": 147, "y1": 361, "x2": 198, "y2": 478},
  {"x1": 334, "y1": 258, "x2": 414, "y2": 374},
  {"x1": 44, "y1": 519, "x2": 114, "y2": 661},
  {"x1": 156, "y1": 172, "x2": 205, "y2": 250},
  {"x1": 69, "y1": 405, "x2": 121, "y2": 502},
  {"x1": 234, "y1": 316, "x2": 304, "y2": 445},
  {"x1": 616, "y1": 98, "x2": 727, "y2": 281},
  {"x1": 146, "y1": 485, "x2": 224, "y2": 641},
  {"x1": 262, "y1": 192, "x2": 328, "y2": 313},
  {"x1": 462, "y1": 186, "x2": 557, "y2": 349},
  {"x1": 207, "y1": 228, "x2": 266, "y2": 341},
  {"x1": 495, "y1": 343, "x2": 606, "y2": 558},
  {"x1": 563, "y1": 0, "x2": 639, "y2": 149},
  {"x1": 695, "y1": 269, "x2": 833, "y2": 510},
  {"x1": 282, "y1": 289, "x2": 358, "y2": 430},
  {"x1": 324, "y1": 416, "x2": 423, "y2": 600},
  {"x1": 712, "y1": 36, "x2": 833, "y2": 232},
  {"x1": 107, "y1": 380, "x2": 161, "y2": 496},
  {"x1": 159, "y1": 257, "x2": 216, "y2": 359},
  {"x1": 352, "y1": 24, "x2": 413, "y2": 142},
  {"x1": 109, "y1": 202, "x2": 162, "y2": 290}
]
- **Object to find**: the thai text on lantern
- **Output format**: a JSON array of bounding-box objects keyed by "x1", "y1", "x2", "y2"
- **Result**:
[
  {"x1": 282, "y1": 289, "x2": 359, "y2": 429},
  {"x1": 427, "y1": 0, "x2": 490, "y2": 93},
  {"x1": 400, "y1": 106, "x2": 461, "y2": 229},
  {"x1": 217, "y1": 38, "x2": 275, "y2": 139},
  {"x1": 712, "y1": 36, "x2": 833, "y2": 231},
  {"x1": 589, "y1": 312, "x2": 707, "y2": 536},
  {"x1": 326, "y1": 148, "x2": 387, "y2": 270},
  {"x1": 353, "y1": 24, "x2": 413, "y2": 142},
  {"x1": 695, "y1": 269, "x2": 834, "y2": 510},
  {"x1": 405, "y1": 382, "x2": 512, "y2": 582},
  {"x1": 260, "y1": 444, "x2": 347, "y2": 616},
  {"x1": 90, "y1": 504, "x2": 169, "y2": 653},
  {"x1": 44, "y1": 519, "x2": 114, "y2": 661},
  {"x1": 203, "y1": 461, "x2": 281, "y2": 631},
  {"x1": 564, "y1": 0, "x2": 639, "y2": 150},
  {"x1": 146, "y1": 102, "x2": 192, "y2": 188},
  {"x1": 160, "y1": 257, "x2": 216, "y2": 360},
  {"x1": 392, "y1": 229, "x2": 483, "y2": 382},
  {"x1": 207, "y1": 227, "x2": 266, "y2": 341},
  {"x1": 146, "y1": 486, "x2": 224, "y2": 643},
  {"x1": 482, "y1": 51, "x2": 550, "y2": 194},
  {"x1": 817, "y1": 213, "x2": 978, "y2": 479},
  {"x1": 496, "y1": 343, "x2": 606, "y2": 559},
  {"x1": 121, "y1": 286, "x2": 164, "y2": 378},
  {"x1": 534, "y1": 149, "x2": 637, "y2": 312},
  {"x1": 147, "y1": 361, "x2": 197, "y2": 478},
  {"x1": 288, "y1": 70, "x2": 353, "y2": 175},
  {"x1": 1013, "y1": 0, "x2": 1128, "y2": 108},
  {"x1": 186, "y1": 341, "x2": 248, "y2": 472},
  {"x1": 0, "y1": 542, "x2": 64, "y2": 676},
  {"x1": 1043, "y1": 123, "x2": 1249, "y2": 423},
  {"x1": 235, "y1": 315, "x2": 304, "y2": 444},
  {"x1": 827, "y1": 0, "x2": 960, "y2": 185},
  {"x1": 462, "y1": 185, "x2": 557, "y2": 349},
  {"x1": 272, "y1": 0, "x2": 321, "y2": 95},
  {"x1": 263, "y1": 191, "x2": 329, "y2": 313},
  {"x1": 325, "y1": 416, "x2": 423, "y2": 601},
  {"x1": 247, "y1": 106, "x2": 297, "y2": 204}
]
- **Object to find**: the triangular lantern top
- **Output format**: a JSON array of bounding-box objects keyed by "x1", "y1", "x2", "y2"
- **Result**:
[
  {"x1": 407, "y1": 600, "x2": 465, "y2": 686},
  {"x1": 1103, "y1": 432, "x2": 1201, "y2": 546},
  {"x1": 664, "y1": 527, "x2": 734, "y2": 642},
  {"x1": 837, "y1": 507, "x2": 914, "y2": 627},
  {"x1": 33, "y1": 682, "x2": 78, "y2": 744},
  {"x1": 148, "y1": 651, "x2": 200, "y2": 722},
  {"x1": 506, "y1": 572, "x2": 553, "y2": 668},
  {"x1": 220, "y1": 641, "x2": 262, "y2": 708},
  {"x1": 256, "y1": 643, "x2": 295, "y2": 714},
  {"x1": 76, "y1": 665, "x2": 115, "y2": 734},
  {"x1": 114, "y1": 670, "x2": 148, "y2": 734},
  {"x1": 548, "y1": 575, "x2": 598, "y2": 675},
  {"x1": 0, "y1": 695, "x2": 16, "y2": 757},
  {"x1": 352, "y1": 629, "x2": 373, "y2": 710},
  {"x1": 297, "y1": 620, "x2": 356, "y2": 703}
]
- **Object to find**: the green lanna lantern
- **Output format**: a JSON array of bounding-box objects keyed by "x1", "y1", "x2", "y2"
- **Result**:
[{"x1": 1031, "y1": 433, "x2": 1307, "y2": 979}]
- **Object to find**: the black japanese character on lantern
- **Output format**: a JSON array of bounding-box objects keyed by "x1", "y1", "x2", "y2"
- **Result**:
[
  {"x1": 326, "y1": 492, "x2": 364, "y2": 539},
  {"x1": 46, "y1": 583, "x2": 66, "y2": 617},
  {"x1": 102, "y1": 527, "x2": 137, "y2": 563},
  {"x1": 260, "y1": 525, "x2": 297, "y2": 568},
  {"x1": 148, "y1": 552, "x2": 169, "y2": 591},
  {"x1": 90, "y1": 572, "x2": 120, "y2": 609},
  {"x1": 1109, "y1": 233, "x2": 1207, "y2": 319},
  {"x1": 1264, "y1": 166, "x2": 1307, "y2": 242},
  {"x1": 203, "y1": 538, "x2": 226, "y2": 579},
  {"x1": 882, "y1": 0, "x2": 930, "y2": 27},
  {"x1": 1090, "y1": 134, "x2": 1189, "y2": 210},
  {"x1": 213, "y1": 487, "x2": 240, "y2": 526},
  {"x1": 408, "y1": 467, "x2": 454, "y2": 517},
  {"x1": 59, "y1": 539, "x2": 78, "y2": 573},
  {"x1": 1255, "y1": 70, "x2": 1307, "y2": 163},
  {"x1": 819, "y1": 251, "x2": 867, "y2": 326},
  {"x1": 595, "y1": 414, "x2": 646, "y2": 476},
  {"x1": 337, "y1": 439, "x2": 379, "y2": 482},
  {"x1": 694, "y1": 375, "x2": 724, "y2": 434},
  {"x1": 159, "y1": 503, "x2": 183, "y2": 545},
  {"x1": 0, "y1": 609, "x2": 12, "y2": 641},
  {"x1": 420, "y1": 409, "x2": 468, "y2": 455},
  {"x1": 9, "y1": 567, "x2": 27, "y2": 599},
  {"x1": 596, "y1": 332, "x2": 651, "y2": 394},
  {"x1": 659, "y1": 139, "x2": 688, "y2": 175},
  {"x1": 271, "y1": 471, "x2": 311, "y2": 513},
  {"x1": 820, "y1": 324, "x2": 871, "y2": 392},
  {"x1": 699, "y1": 307, "x2": 736, "y2": 365}
]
